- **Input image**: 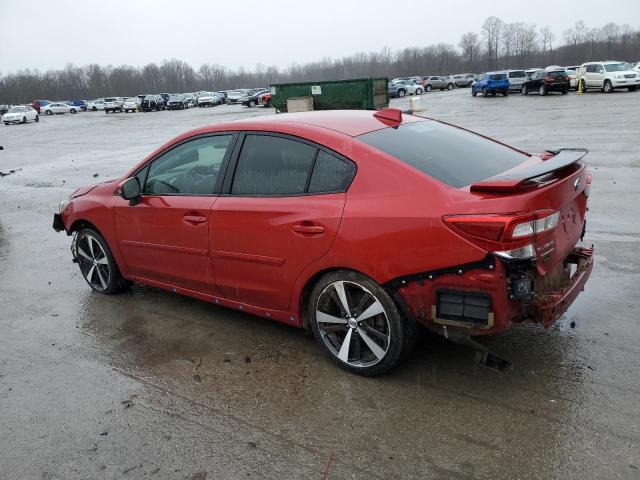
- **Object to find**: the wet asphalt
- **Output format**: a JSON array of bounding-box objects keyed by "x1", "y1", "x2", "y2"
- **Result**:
[{"x1": 0, "y1": 90, "x2": 639, "y2": 479}]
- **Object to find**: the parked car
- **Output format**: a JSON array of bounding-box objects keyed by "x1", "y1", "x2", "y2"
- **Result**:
[
  {"x1": 122, "y1": 97, "x2": 139, "y2": 113},
  {"x1": 64, "y1": 100, "x2": 88, "y2": 111},
  {"x1": 240, "y1": 90, "x2": 268, "y2": 107},
  {"x1": 521, "y1": 70, "x2": 570, "y2": 95},
  {"x1": 578, "y1": 61, "x2": 640, "y2": 92},
  {"x1": 423, "y1": 76, "x2": 454, "y2": 92},
  {"x1": 183, "y1": 94, "x2": 196, "y2": 107},
  {"x1": 160, "y1": 93, "x2": 170, "y2": 104},
  {"x1": 87, "y1": 99, "x2": 105, "y2": 111},
  {"x1": 166, "y1": 94, "x2": 188, "y2": 110},
  {"x1": 104, "y1": 97, "x2": 124, "y2": 113},
  {"x1": 545, "y1": 66, "x2": 577, "y2": 89},
  {"x1": 525, "y1": 68, "x2": 544, "y2": 79},
  {"x1": 226, "y1": 90, "x2": 248, "y2": 104},
  {"x1": 31, "y1": 100, "x2": 51, "y2": 114},
  {"x1": 2, "y1": 105, "x2": 39, "y2": 125},
  {"x1": 390, "y1": 80, "x2": 423, "y2": 96},
  {"x1": 52, "y1": 108, "x2": 594, "y2": 376},
  {"x1": 471, "y1": 72, "x2": 510, "y2": 96},
  {"x1": 43, "y1": 102, "x2": 79, "y2": 115},
  {"x1": 140, "y1": 95, "x2": 166, "y2": 112},
  {"x1": 258, "y1": 92, "x2": 272, "y2": 107},
  {"x1": 197, "y1": 92, "x2": 224, "y2": 107},
  {"x1": 453, "y1": 74, "x2": 475, "y2": 87},
  {"x1": 502, "y1": 70, "x2": 528, "y2": 91}
]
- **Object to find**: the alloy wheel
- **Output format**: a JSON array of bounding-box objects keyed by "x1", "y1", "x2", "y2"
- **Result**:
[
  {"x1": 315, "y1": 280, "x2": 391, "y2": 368},
  {"x1": 76, "y1": 234, "x2": 110, "y2": 291}
]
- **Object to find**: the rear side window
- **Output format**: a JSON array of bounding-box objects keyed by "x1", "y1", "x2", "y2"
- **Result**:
[
  {"x1": 308, "y1": 151, "x2": 356, "y2": 193},
  {"x1": 357, "y1": 121, "x2": 528, "y2": 188},
  {"x1": 232, "y1": 135, "x2": 316, "y2": 195}
]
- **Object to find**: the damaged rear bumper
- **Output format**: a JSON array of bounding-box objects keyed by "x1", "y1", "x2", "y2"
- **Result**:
[
  {"x1": 528, "y1": 247, "x2": 594, "y2": 327},
  {"x1": 385, "y1": 246, "x2": 594, "y2": 335}
]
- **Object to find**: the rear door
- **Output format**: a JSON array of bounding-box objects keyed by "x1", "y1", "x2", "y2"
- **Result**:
[
  {"x1": 211, "y1": 133, "x2": 355, "y2": 310},
  {"x1": 113, "y1": 133, "x2": 235, "y2": 294}
]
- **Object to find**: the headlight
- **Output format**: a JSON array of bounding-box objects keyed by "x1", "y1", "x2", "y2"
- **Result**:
[
  {"x1": 58, "y1": 199, "x2": 70, "y2": 214},
  {"x1": 614, "y1": 74, "x2": 623, "y2": 79}
]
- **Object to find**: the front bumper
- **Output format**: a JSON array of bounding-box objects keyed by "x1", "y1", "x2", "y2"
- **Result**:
[
  {"x1": 611, "y1": 78, "x2": 640, "y2": 87},
  {"x1": 53, "y1": 213, "x2": 65, "y2": 232}
]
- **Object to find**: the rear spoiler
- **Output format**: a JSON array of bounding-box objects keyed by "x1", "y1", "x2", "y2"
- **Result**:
[{"x1": 470, "y1": 148, "x2": 588, "y2": 193}]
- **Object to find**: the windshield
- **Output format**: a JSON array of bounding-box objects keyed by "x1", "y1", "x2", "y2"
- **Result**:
[
  {"x1": 8, "y1": 106, "x2": 25, "y2": 113},
  {"x1": 357, "y1": 120, "x2": 528, "y2": 188},
  {"x1": 604, "y1": 63, "x2": 629, "y2": 72}
]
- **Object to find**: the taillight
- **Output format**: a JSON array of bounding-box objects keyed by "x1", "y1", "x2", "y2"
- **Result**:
[
  {"x1": 544, "y1": 76, "x2": 554, "y2": 82},
  {"x1": 443, "y1": 210, "x2": 559, "y2": 260},
  {"x1": 584, "y1": 172, "x2": 592, "y2": 198}
]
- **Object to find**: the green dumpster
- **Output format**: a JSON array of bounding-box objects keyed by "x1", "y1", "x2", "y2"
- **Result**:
[{"x1": 270, "y1": 77, "x2": 389, "y2": 113}]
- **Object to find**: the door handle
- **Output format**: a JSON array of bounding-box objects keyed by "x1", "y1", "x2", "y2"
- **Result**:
[
  {"x1": 183, "y1": 215, "x2": 207, "y2": 224},
  {"x1": 292, "y1": 224, "x2": 325, "y2": 235}
]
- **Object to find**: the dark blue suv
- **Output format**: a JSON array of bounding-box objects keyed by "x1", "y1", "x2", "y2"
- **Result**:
[{"x1": 471, "y1": 72, "x2": 510, "y2": 97}]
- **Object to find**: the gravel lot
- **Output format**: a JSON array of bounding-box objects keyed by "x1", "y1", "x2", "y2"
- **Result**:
[{"x1": 1, "y1": 89, "x2": 639, "y2": 479}]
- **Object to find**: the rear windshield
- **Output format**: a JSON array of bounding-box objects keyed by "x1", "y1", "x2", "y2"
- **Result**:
[
  {"x1": 489, "y1": 74, "x2": 507, "y2": 80},
  {"x1": 357, "y1": 121, "x2": 528, "y2": 188},
  {"x1": 509, "y1": 71, "x2": 527, "y2": 78},
  {"x1": 547, "y1": 71, "x2": 566, "y2": 77}
]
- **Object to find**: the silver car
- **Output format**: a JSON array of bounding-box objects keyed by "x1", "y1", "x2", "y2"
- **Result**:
[
  {"x1": 424, "y1": 76, "x2": 454, "y2": 91},
  {"x1": 503, "y1": 70, "x2": 528, "y2": 91}
]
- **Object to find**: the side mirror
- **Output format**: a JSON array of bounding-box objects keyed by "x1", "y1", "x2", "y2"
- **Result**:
[{"x1": 120, "y1": 177, "x2": 141, "y2": 206}]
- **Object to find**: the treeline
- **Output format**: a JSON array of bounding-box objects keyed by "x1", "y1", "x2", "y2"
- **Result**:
[{"x1": 1, "y1": 19, "x2": 638, "y2": 104}]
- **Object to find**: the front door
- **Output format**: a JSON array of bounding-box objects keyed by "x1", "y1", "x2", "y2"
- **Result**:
[
  {"x1": 113, "y1": 133, "x2": 235, "y2": 294},
  {"x1": 211, "y1": 133, "x2": 356, "y2": 311}
]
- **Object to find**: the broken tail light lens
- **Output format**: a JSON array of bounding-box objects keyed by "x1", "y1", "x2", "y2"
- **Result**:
[{"x1": 443, "y1": 210, "x2": 559, "y2": 259}]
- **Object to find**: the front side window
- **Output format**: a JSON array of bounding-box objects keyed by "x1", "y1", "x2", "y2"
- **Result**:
[
  {"x1": 231, "y1": 135, "x2": 316, "y2": 195},
  {"x1": 144, "y1": 135, "x2": 232, "y2": 195}
]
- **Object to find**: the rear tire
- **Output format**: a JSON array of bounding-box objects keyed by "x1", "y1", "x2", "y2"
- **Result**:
[
  {"x1": 482, "y1": 87, "x2": 488, "y2": 97},
  {"x1": 580, "y1": 80, "x2": 587, "y2": 92},
  {"x1": 471, "y1": 89, "x2": 477, "y2": 97},
  {"x1": 75, "y1": 228, "x2": 132, "y2": 295},
  {"x1": 426, "y1": 84, "x2": 432, "y2": 92},
  {"x1": 521, "y1": 86, "x2": 528, "y2": 95},
  {"x1": 539, "y1": 85, "x2": 546, "y2": 96},
  {"x1": 447, "y1": 83, "x2": 453, "y2": 90},
  {"x1": 45, "y1": 110, "x2": 52, "y2": 115},
  {"x1": 561, "y1": 87, "x2": 568, "y2": 95},
  {"x1": 397, "y1": 89, "x2": 406, "y2": 98},
  {"x1": 628, "y1": 86, "x2": 637, "y2": 92},
  {"x1": 22, "y1": 116, "x2": 27, "y2": 124},
  {"x1": 415, "y1": 88, "x2": 423, "y2": 95},
  {"x1": 35, "y1": 115, "x2": 39, "y2": 122},
  {"x1": 309, "y1": 270, "x2": 416, "y2": 376}
]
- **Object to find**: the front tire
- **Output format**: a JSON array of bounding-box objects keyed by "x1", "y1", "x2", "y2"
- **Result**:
[
  {"x1": 415, "y1": 88, "x2": 423, "y2": 95},
  {"x1": 35, "y1": 115, "x2": 39, "y2": 122},
  {"x1": 22, "y1": 116, "x2": 27, "y2": 124},
  {"x1": 471, "y1": 89, "x2": 477, "y2": 97},
  {"x1": 397, "y1": 89, "x2": 406, "y2": 98},
  {"x1": 45, "y1": 110, "x2": 52, "y2": 115},
  {"x1": 539, "y1": 85, "x2": 546, "y2": 96},
  {"x1": 447, "y1": 83, "x2": 453, "y2": 90},
  {"x1": 603, "y1": 80, "x2": 613, "y2": 93},
  {"x1": 309, "y1": 270, "x2": 415, "y2": 376},
  {"x1": 521, "y1": 86, "x2": 528, "y2": 95},
  {"x1": 482, "y1": 87, "x2": 488, "y2": 97},
  {"x1": 70, "y1": 108, "x2": 77, "y2": 114},
  {"x1": 75, "y1": 229, "x2": 131, "y2": 294},
  {"x1": 425, "y1": 84, "x2": 432, "y2": 92}
]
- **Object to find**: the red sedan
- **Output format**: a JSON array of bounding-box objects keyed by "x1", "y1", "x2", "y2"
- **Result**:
[{"x1": 53, "y1": 109, "x2": 594, "y2": 375}]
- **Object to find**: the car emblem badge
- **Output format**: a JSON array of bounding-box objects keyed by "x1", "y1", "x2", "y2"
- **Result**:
[{"x1": 573, "y1": 178, "x2": 581, "y2": 191}]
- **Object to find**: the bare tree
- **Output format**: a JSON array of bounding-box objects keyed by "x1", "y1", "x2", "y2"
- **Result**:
[
  {"x1": 539, "y1": 26, "x2": 555, "y2": 61},
  {"x1": 458, "y1": 32, "x2": 481, "y2": 67},
  {"x1": 482, "y1": 16, "x2": 503, "y2": 69}
]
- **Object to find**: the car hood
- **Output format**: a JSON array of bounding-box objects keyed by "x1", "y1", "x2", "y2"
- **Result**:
[{"x1": 70, "y1": 179, "x2": 117, "y2": 198}]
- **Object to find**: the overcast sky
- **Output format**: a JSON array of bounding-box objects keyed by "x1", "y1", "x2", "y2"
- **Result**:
[{"x1": 1, "y1": 0, "x2": 638, "y2": 73}]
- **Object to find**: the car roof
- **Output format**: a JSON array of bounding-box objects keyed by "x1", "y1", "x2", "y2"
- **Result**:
[{"x1": 226, "y1": 110, "x2": 424, "y2": 137}]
